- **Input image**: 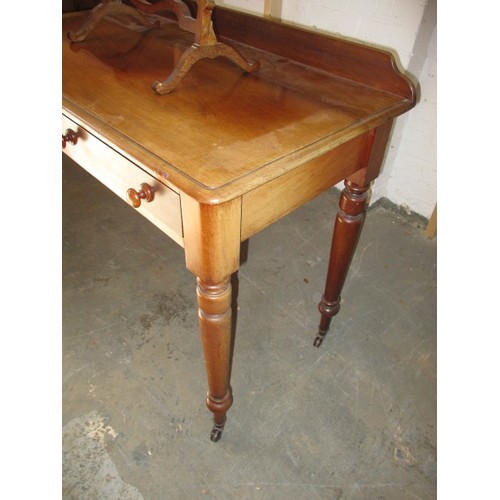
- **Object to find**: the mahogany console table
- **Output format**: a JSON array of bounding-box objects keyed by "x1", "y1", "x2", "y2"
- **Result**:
[{"x1": 62, "y1": 4, "x2": 415, "y2": 441}]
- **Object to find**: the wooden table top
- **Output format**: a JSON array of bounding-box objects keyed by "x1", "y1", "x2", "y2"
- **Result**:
[{"x1": 62, "y1": 9, "x2": 414, "y2": 203}]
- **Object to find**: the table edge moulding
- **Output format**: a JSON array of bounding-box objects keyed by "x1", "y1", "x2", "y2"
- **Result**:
[{"x1": 62, "y1": 1, "x2": 416, "y2": 442}]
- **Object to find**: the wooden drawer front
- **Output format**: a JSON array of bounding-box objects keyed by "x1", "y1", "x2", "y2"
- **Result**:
[{"x1": 62, "y1": 114, "x2": 183, "y2": 247}]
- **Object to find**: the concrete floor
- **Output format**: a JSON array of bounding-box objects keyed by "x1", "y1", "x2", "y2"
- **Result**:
[{"x1": 62, "y1": 154, "x2": 437, "y2": 499}]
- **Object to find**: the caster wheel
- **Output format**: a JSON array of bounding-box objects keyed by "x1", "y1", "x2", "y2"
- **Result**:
[
  {"x1": 313, "y1": 334, "x2": 324, "y2": 347},
  {"x1": 210, "y1": 424, "x2": 224, "y2": 442}
]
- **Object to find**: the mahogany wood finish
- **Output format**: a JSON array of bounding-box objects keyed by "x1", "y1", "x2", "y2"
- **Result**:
[
  {"x1": 315, "y1": 180, "x2": 370, "y2": 348},
  {"x1": 62, "y1": 128, "x2": 78, "y2": 149},
  {"x1": 62, "y1": 7, "x2": 416, "y2": 440},
  {"x1": 197, "y1": 277, "x2": 233, "y2": 442},
  {"x1": 314, "y1": 119, "x2": 396, "y2": 346},
  {"x1": 126, "y1": 182, "x2": 154, "y2": 208},
  {"x1": 67, "y1": 0, "x2": 160, "y2": 42},
  {"x1": 67, "y1": 0, "x2": 259, "y2": 94}
]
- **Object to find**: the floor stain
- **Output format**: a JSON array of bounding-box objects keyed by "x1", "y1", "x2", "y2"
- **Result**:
[
  {"x1": 393, "y1": 426, "x2": 418, "y2": 468},
  {"x1": 62, "y1": 412, "x2": 143, "y2": 500}
]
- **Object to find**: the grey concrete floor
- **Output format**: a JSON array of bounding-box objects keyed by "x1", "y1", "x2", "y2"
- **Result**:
[{"x1": 62, "y1": 154, "x2": 436, "y2": 499}]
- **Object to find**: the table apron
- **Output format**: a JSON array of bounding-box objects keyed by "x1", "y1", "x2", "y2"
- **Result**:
[{"x1": 241, "y1": 133, "x2": 367, "y2": 241}]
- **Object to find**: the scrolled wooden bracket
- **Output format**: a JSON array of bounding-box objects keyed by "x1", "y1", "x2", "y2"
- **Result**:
[
  {"x1": 67, "y1": 0, "x2": 161, "y2": 42},
  {"x1": 67, "y1": 0, "x2": 259, "y2": 94},
  {"x1": 153, "y1": 39, "x2": 259, "y2": 94}
]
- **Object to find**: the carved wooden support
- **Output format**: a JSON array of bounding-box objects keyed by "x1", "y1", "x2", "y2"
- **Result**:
[
  {"x1": 129, "y1": 0, "x2": 195, "y2": 33},
  {"x1": 153, "y1": 40, "x2": 259, "y2": 94},
  {"x1": 151, "y1": 0, "x2": 259, "y2": 94},
  {"x1": 196, "y1": 277, "x2": 233, "y2": 441},
  {"x1": 67, "y1": 0, "x2": 259, "y2": 94},
  {"x1": 67, "y1": 0, "x2": 161, "y2": 42},
  {"x1": 314, "y1": 180, "x2": 370, "y2": 347}
]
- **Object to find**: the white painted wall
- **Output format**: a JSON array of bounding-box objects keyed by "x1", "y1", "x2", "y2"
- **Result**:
[{"x1": 218, "y1": 0, "x2": 437, "y2": 219}]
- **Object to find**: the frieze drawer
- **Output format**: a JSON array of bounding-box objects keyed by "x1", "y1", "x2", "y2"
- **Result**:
[{"x1": 62, "y1": 113, "x2": 183, "y2": 247}]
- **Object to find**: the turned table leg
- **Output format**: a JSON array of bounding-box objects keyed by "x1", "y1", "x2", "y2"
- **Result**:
[
  {"x1": 196, "y1": 277, "x2": 234, "y2": 441},
  {"x1": 314, "y1": 180, "x2": 370, "y2": 347},
  {"x1": 181, "y1": 194, "x2": 241, "y2": 441}
]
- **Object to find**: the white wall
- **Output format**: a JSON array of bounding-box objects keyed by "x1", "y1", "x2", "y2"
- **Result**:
[
  {"x1": 381, "y1": 0, "x2": 436, "y2": 218},
  {"x1": 218, "y1": 0, "x2": 437, "y2": 219}
]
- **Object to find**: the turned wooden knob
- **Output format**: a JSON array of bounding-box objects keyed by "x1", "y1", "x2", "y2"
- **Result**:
[
  {"x1": 62, "y1": 129, "x2": 78, "y2": 148},
  {"x1": 126, "y1": 183, "x2": 154, "y2": 208}
]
